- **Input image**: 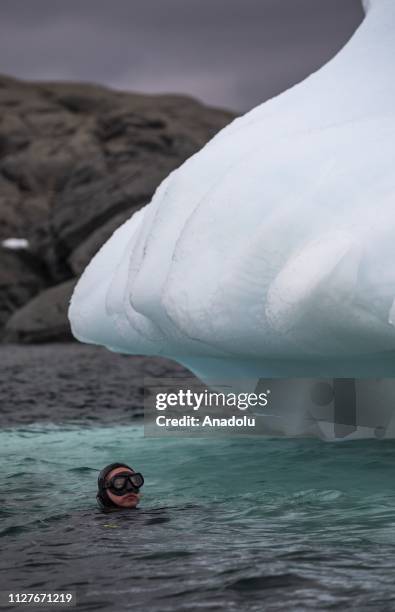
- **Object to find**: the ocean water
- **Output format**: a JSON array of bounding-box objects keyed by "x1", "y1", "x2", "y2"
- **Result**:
[{"x1": 1, "y1": 424, "x2": 395, "y2": 611}]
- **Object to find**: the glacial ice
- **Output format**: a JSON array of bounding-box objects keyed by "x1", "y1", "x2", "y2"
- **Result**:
[{"x1": 69, "y1": 0, "x2": 395, "y2": 437}]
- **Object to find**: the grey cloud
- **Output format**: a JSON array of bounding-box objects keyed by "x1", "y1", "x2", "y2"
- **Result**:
[{"x1": 0, "y1": 0, "x2": 364, "y2": 111}]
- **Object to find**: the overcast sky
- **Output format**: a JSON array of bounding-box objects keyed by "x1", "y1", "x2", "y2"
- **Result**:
[{"x1": 0, "y1": 0, "x2": 364, "y2": 111}]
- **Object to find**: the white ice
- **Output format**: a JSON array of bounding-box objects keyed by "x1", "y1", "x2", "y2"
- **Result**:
[
  {"x1": 69, "y1": 0, "x2": 395, "y2": 436},
  {"x1": 2, "y1": 238, "x2": 29, "y2": 250}
]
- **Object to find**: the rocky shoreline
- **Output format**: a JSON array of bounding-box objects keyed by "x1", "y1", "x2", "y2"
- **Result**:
[{"x1": 0, "y1": 74, "x2": 236, "y2": 343}]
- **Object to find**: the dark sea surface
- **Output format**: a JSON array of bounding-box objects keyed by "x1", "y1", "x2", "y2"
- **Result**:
[{"x1": 1, "y1": 345, "x2": 395, "y2": 611}]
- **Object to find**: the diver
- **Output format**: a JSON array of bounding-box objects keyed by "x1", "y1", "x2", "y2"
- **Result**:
[{"x1": 96, "y1": 462, "x2": 144, "y2": 511}]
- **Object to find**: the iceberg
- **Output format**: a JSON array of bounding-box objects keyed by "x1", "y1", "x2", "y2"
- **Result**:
[{"x1": 69, "y1": 0, "x2": 395, "y2": 437}]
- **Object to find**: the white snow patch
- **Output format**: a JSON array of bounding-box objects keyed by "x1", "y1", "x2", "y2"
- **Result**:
[{"x1": 2, "y1": 238, "x2": 29, "y2": 250}]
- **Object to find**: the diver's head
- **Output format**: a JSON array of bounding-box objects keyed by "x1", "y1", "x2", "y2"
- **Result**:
[{"x1": 97, "y1": 463, "x2": 144, "y2": 511}]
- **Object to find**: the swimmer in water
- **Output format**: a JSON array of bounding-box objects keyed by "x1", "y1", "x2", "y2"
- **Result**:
[{"x1": 96, "y1": 463, "x2": 144, "y2": 511}]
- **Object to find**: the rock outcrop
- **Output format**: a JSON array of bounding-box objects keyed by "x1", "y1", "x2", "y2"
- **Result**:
[
  {"x1": 0, "y1": 247, "x2": 47, "y2": 335},
  {"x1": 4, "y1": 279, "x2": 77, "y2": 343},
  {"x1": 0, "y1": 74, "x2": 236, "y2": 341}
]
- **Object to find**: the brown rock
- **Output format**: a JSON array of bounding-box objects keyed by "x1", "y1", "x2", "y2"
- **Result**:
[
  {"x1": 4, "y1": 279, "x2": 77, "y2": 343},
  {"x1": 0, "y1": 246, "x2": 47, "y2": 332}
]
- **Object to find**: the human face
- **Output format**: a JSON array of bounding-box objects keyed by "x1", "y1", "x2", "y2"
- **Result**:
[{"x1": 105, "y1": 466, "x2": 141, "y2": 509}]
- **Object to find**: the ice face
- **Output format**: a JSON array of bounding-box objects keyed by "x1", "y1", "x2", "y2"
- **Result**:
[{"x1": 69, "y1": 0, "x2": 395, "y2": 383}]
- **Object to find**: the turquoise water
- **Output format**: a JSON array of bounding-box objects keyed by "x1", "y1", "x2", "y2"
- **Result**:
[{"x1": 2, "y1": 425, "x2": 395, "y2": 610}]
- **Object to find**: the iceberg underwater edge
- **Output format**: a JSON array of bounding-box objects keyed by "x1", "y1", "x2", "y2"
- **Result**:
[{"x1": 69, "y1": 0, "x2": 395, "y2": 438}]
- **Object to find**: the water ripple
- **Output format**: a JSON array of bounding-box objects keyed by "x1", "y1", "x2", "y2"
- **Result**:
[{"x1": 2, "y1": 425, "x2": 395, "y2": 611}]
